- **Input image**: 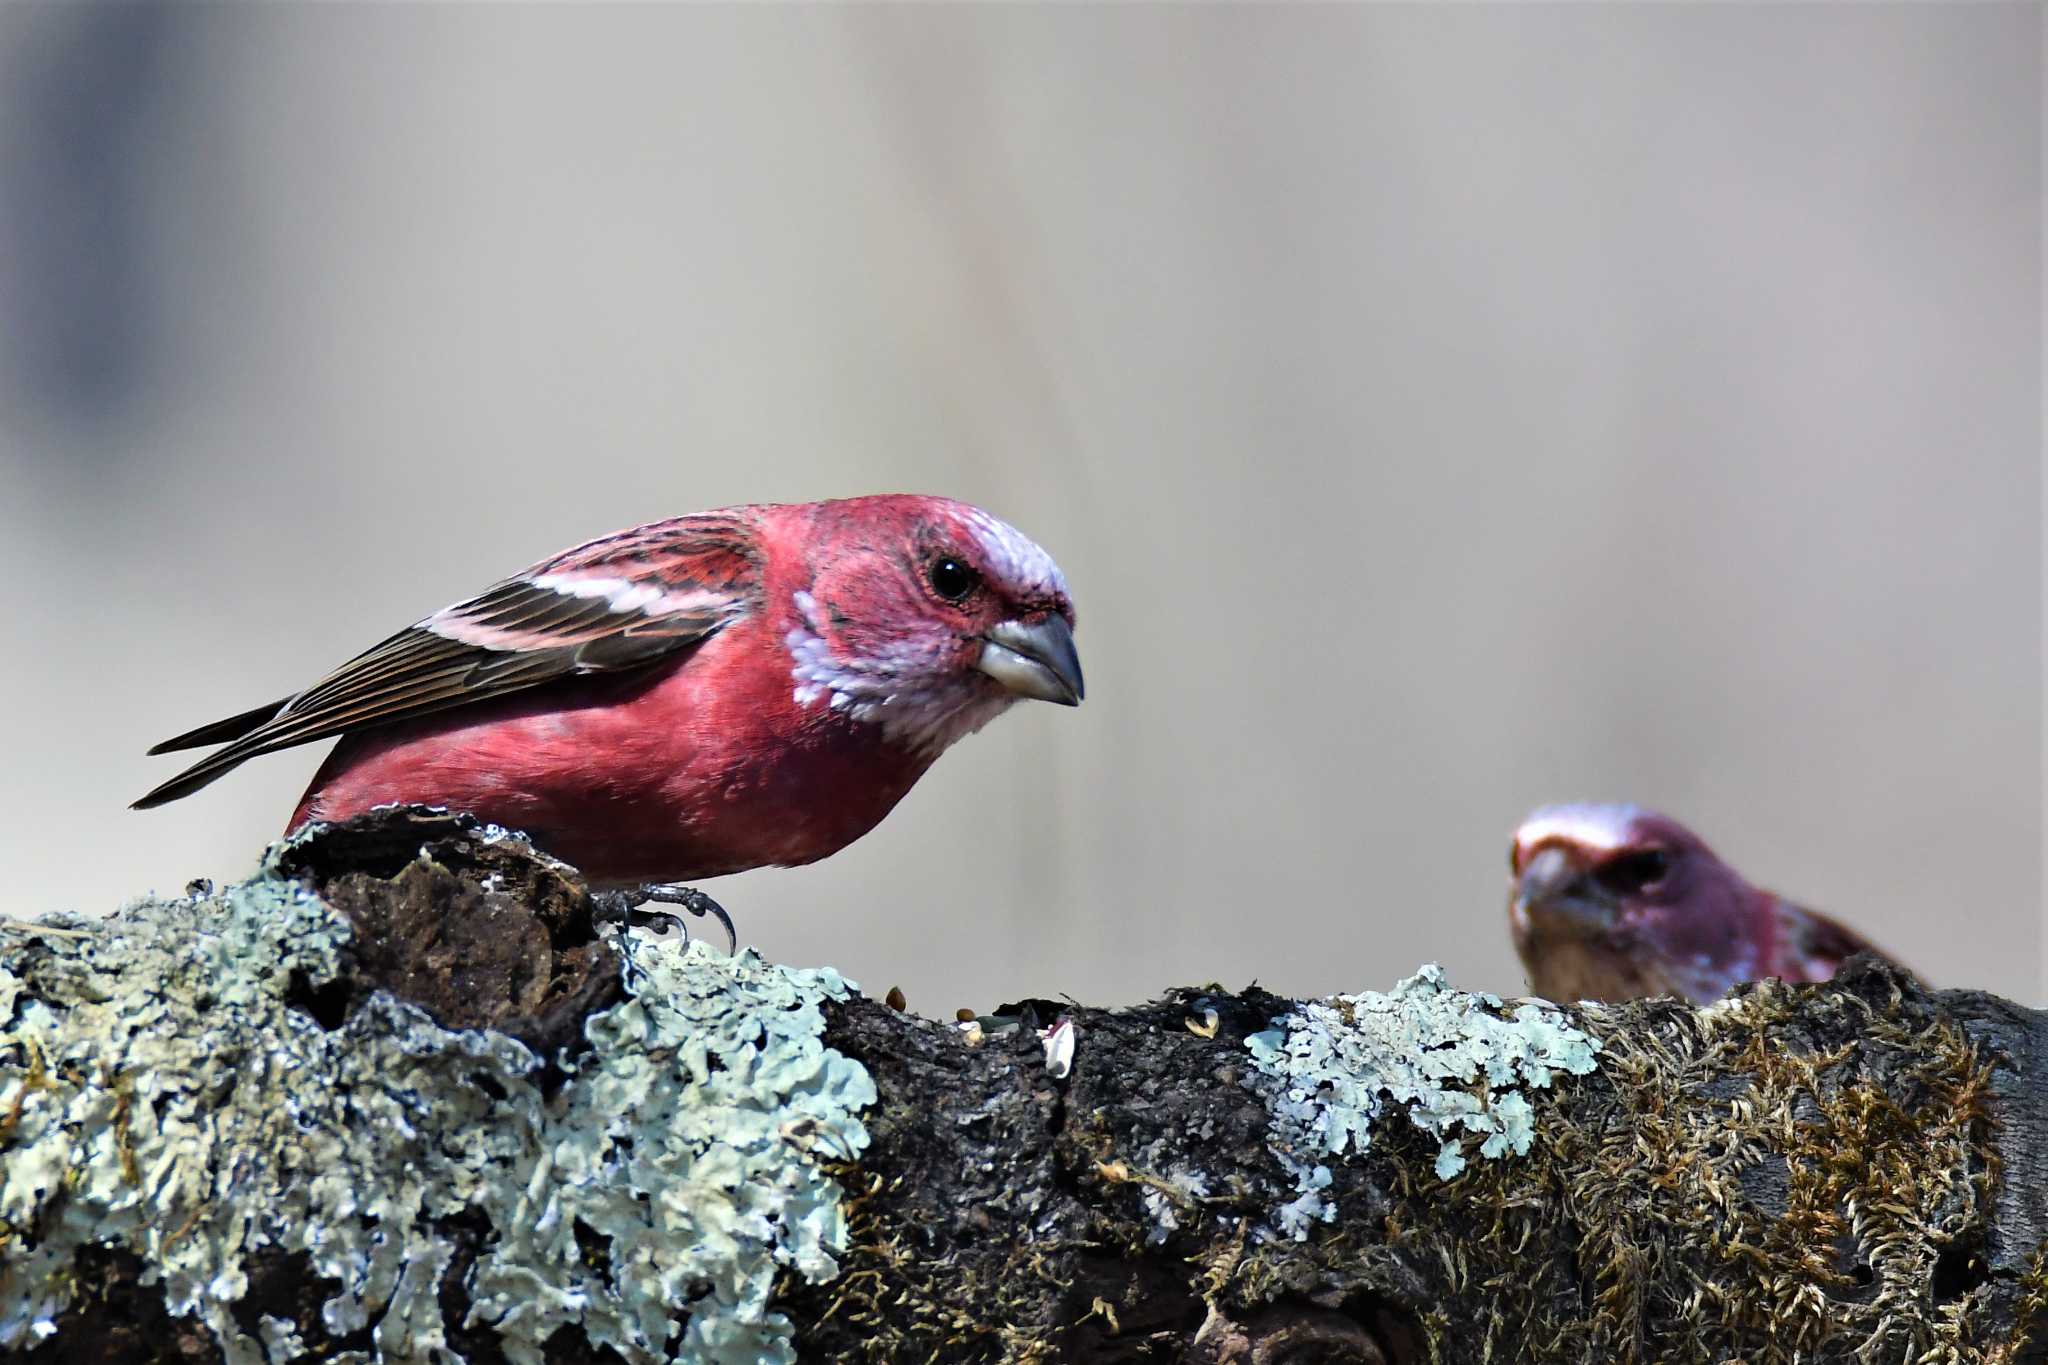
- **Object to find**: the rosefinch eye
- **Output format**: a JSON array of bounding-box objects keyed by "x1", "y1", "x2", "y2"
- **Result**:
[
  {"x1": 928, "y1": 557, "x2": 979, "y2": 602},
  {"x1": 1596, "y1": 848, "x2": 1670, "y2": 896}
]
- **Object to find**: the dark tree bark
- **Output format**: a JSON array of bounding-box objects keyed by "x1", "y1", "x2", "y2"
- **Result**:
[{"x1": 2, "y1": 809, "x2": 2043, "y2": 1365}]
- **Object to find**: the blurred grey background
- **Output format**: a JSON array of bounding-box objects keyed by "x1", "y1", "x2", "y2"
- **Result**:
[{"x1": 1, "y1": 4, "x2": 2038, "y2": 1010}]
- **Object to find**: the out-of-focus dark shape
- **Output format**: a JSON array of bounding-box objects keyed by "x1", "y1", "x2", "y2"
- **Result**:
[
  {"x1": 1, "y1": 4, "x2": 175, "y2": 419},
  {"x1": 1508, "y1": 803, "x2": 1909, "y2": 1005}
]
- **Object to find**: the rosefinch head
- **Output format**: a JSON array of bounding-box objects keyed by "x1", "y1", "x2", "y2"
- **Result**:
[{"x1": 1507, "y1": 803, "x2": 1903, "y2": 1004}]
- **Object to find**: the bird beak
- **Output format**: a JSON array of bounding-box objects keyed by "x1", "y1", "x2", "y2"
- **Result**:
[
  {"x1": 978, "y1": 615, "x2": 1084, "y2": 706},
  {"x1": 1514, "y1": 846, "x2": 1613, "y2": 930}
]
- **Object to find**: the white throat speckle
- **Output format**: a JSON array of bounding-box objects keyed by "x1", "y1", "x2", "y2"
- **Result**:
[{"x1": 786, "y1": 591, "x2": 1014, "y2": 756}]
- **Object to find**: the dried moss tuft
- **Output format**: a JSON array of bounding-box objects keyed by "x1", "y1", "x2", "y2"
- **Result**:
[{"x1": 1406, "y1": 976, "x2": 1998, "y2": 1362}]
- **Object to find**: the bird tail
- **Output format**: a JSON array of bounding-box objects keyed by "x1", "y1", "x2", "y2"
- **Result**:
[
  {"x1": 146, "y1": 698, "x2": 290, "y2": 754},
  {"x1": 132, "y1": 697, "x2": 291, "y2": 809}
]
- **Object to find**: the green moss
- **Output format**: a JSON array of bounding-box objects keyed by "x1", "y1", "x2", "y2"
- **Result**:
[
  {"x1": 0, "y1": 838, "x2": 874, "y2": 1364},
  {"x1": 1425, "y1": 978, "x2": 1999, "y2": 1362},
  {"x1": 1999, "y1": 1239, "x2": 2048, "y2": 1362},
  {"x1": 1233, "y1": 967, "x2": 2008, "y2": 1361}
]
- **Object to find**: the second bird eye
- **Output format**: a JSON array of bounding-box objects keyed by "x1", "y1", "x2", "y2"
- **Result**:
[
  {"x1": 928, "y1": 557, "x2": 978, "y2": 602},
  {"x1": 1596, "y1": 848, "x2": 1670, "y2": 895}
]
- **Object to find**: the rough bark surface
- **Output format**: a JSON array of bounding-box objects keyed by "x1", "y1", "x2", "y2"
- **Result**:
[{"x1": 4, "y1": 809, "x2": 2045, "y2": 1364}]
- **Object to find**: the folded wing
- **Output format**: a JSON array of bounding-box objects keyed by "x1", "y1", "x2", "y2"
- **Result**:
[
  {"x1": 1772, "y1": 896, "x2": 1912, "y2": 984},
  {"x1": 133, "y1": 514, "x2": 761, "y2": 808}
]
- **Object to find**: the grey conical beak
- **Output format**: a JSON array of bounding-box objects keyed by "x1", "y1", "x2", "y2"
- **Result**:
[
  {"x1": 978, "y1": 615, "x2": 1084, "y2": 706},
  {"x1": 1515, "y1": 846, "x2": 1613, "y2": 928}
]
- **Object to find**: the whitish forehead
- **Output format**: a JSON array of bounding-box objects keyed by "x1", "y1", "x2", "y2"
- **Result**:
[
  {"x1": 1516, "y1": 803, "x2": 1646, "y2": 853},
  {"x1": 962, "y1": 506, "x2": 1068, "y2": 598}
]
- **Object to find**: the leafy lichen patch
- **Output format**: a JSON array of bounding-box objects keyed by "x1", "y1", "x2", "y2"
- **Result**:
[
  {"x1": 1245, "y1": 964, "x2": 1602, "y2": 1237},
  {"x1": 0, "y1": 843, "x2": 873, "y2": 1365}
]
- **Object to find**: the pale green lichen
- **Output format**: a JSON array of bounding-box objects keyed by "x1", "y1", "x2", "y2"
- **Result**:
[
  {"x1": 0, "y1": 840, "x2": 874, "y2": 1364},
  {"x1": 1245, "y1": 964, "x2": 1601, "y2": 1237}
]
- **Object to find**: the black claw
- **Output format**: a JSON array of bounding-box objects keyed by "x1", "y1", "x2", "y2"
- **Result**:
[
  {"x1": 626, "y1": 907, "x2": 689, "y2": 935},
  {"x1": 701, "y1": 899, "x2": 737, "y2": 953},
  {"x1": 619, "y1": 885, "x2": 737, "y2": 953},
  {"x1": 589, "y1": 890, "x2": 700, "y2": 945}
]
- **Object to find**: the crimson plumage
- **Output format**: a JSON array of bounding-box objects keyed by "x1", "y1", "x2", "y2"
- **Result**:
[
  {"x1": 135, "y1": 495, "x2": 1083, "y2": 887},
  {"x1": 1506, "y1": 803, "x2": 1907, "y2": 1005}
]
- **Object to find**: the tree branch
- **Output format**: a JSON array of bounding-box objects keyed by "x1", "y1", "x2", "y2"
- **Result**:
[{"x1": 1, "y1": 809, "x2": 2041, "y2": 1364}]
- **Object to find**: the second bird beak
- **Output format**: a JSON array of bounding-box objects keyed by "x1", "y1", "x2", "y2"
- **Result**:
[
  {"x1": 978, "y1": 616, "x2": 1085, "y2": 706},
  {"x1": 1516, "y1": 846, "x2": 1612, "y2": 928}
]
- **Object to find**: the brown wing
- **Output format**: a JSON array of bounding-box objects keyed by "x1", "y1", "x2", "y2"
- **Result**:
[
  {"x1": 133, "y1": 513, "x2": 761, "y2": 808},
  {"x1": 1772, "y1": 896, "x2": 1914, "y2": 984}
]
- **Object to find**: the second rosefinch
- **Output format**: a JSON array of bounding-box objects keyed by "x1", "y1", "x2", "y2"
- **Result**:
[{"x1": 1508, "y1": 803, "x2": 1906, "y2": 1004}]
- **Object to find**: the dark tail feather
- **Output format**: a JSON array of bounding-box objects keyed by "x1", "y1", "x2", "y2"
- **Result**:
[
  {"x1": 145, "y1": 698, "x2": 291, "y2": 755},
  {"x1": 131, "y1": 739, "x2": 274, "y2": 809}
]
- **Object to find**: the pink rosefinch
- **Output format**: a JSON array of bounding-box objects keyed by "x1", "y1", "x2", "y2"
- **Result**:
[
  {"x1": 136, "y1": 495, "x2": 1082, "y2": 935},
  {"x1": 1507, "y1": 803, "x2": 1905, "y2": 1004}
]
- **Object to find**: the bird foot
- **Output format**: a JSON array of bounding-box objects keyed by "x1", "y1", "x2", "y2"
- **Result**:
[{"x1": 590, "y1": 884, "x2": 737, "y2": 953}]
